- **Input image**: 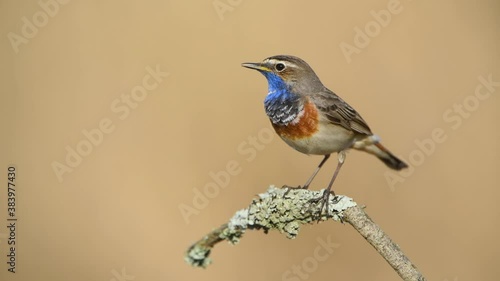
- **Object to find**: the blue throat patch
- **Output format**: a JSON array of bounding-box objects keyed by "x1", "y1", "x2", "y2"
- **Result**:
[{"x1": 262, "y1": 72, "x2": 303, "y2": 126}]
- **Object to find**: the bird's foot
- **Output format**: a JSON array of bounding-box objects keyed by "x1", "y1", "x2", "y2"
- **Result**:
[{"x1": 309, "y1": 189, "x2": 340, "y2": 222}]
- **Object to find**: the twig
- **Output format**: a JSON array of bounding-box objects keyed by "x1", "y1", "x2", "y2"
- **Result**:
[
  {"x1": 343, "y1": 205, "x2": 425, "y2": 280},
  {"x1": 185, "y1": 186, "x2": 426, "y2": 281}
]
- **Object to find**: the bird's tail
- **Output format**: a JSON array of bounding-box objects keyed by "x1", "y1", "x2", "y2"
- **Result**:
[{"x1": 357, "y1": 142, "x2": 408, "y2": 170}]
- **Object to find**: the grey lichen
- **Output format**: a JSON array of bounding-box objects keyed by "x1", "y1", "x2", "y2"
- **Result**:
[
  {"x1": 185, "y1": 185, "x2": 356, "y2": 267},
  {"x1": 185, "y1": 241, "x2": 213, "y2": 268},
  {"x1": 185, "y1": 186, "x2": 427, "y2": 281},
  {"x1": 245, "y1": 185, "x2": 356, "y2": 238}
]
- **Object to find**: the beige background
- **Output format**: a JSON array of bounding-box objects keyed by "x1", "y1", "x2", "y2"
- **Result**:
[{"x1": 1, "y1": 1, "x2": 499, "y2": 280}]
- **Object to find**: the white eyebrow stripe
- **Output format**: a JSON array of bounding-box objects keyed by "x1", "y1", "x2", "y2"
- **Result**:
[{"x1": 267, "y1": 59, "x2": 298, "y2": 69}]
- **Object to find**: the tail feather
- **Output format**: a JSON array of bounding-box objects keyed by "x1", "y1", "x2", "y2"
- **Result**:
[{"x1": 358, "y1": 142, "x2": 408, "y2": 170}]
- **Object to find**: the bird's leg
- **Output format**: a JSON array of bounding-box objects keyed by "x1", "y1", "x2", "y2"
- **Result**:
[
  {"x1": 302, "y1": 154, "x2": 331, "y2": 189},
  {"x1": 311, "y1": 151, "x2": 346, "y2": 219},
  {"x1": 283, "y1": 154, "x2": 331, "y2": 196}
]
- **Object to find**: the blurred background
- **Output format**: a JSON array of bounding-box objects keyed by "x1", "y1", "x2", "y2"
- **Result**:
[{"x1": 1, "y1": 1, "x2": 499, "y2": 280}]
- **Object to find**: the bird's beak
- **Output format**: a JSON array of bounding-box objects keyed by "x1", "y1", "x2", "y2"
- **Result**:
[{"x1": 242, "y1": 62, "x2": 271, "y2": 72}]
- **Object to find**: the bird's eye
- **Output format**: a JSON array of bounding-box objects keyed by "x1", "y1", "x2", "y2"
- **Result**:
[{"x1": 275, "y1": 63, "x2": 286, "y2": 72}]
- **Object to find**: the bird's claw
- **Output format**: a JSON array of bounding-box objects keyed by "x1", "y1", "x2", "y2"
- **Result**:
[{"x1": 309, "y1": 189, "x2": 339, "y2": 222}]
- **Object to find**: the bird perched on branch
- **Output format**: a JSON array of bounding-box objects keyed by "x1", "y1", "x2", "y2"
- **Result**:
[{"x1": 242, "y1": 55, "x2": 408, "y2": 215}]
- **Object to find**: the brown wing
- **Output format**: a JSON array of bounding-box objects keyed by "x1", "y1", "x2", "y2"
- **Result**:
[{"x1": 311, "y1": 88, "x2": 372, "y2": 136}]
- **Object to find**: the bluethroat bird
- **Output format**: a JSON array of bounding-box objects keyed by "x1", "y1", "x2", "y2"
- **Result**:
[{"x1": 242, "y1": 55, "x2": 408, "y2": 215}]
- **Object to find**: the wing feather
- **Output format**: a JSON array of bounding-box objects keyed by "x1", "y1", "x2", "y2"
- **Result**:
[{"x1": 311, "y1": 89, "x2": 372, "y2": 136}]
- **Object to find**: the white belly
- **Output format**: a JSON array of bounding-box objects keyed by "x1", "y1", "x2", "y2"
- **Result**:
[{"x1": 279, "y1": 122, "x2": 356, "y2": 155}]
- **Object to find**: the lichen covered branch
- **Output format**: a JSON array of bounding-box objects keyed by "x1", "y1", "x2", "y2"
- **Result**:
[
  {"x1": 185, "y1": 185, "x2": 425, "y2": 281},
  {"x1": 185, "y1": 186, "x2": 355, "y2": 267}
]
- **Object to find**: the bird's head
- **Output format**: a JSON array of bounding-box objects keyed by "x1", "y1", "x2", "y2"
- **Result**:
[{"x1": 242, "y1": 55, "x2": 324, "y2": 94}]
